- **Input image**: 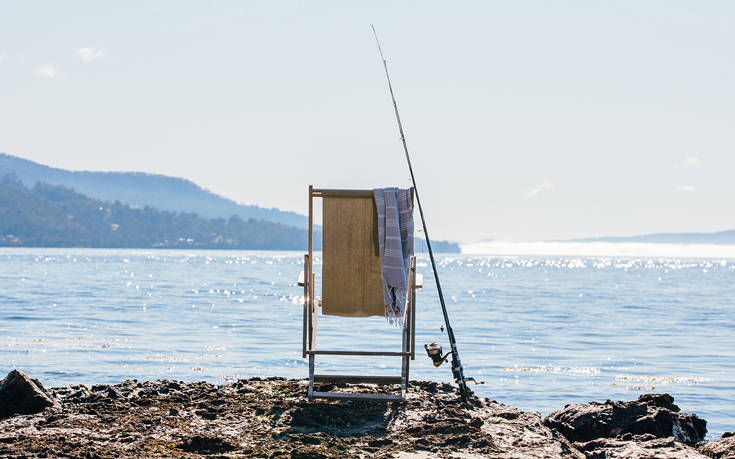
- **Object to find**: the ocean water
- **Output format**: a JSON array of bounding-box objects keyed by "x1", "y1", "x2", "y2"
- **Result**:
[{"x1": 1, "y1": 248, "x2": 733, "y2": 439}]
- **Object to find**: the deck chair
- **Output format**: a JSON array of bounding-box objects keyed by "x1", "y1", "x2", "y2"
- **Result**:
[{"x1": 298, "y1": 186, "x2": 422, "y2": 401}]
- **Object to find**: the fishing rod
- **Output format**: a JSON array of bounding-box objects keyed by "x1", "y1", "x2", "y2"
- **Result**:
[{"x1": 370, "y1": 25, "x2": 475, "y2": 404}]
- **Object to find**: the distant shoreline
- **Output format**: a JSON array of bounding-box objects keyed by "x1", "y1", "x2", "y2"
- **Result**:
[{"x1": 461, "y1": 240, "x2": 735, "y2": 258}]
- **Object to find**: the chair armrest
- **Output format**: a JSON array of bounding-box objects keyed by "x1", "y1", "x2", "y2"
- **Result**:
[
  {"x1": 415, "y1": 273, "x2": 423, "y2": 289},
  {"x1": 297, "y1": 270, "x2": 305, "y2": 286}
]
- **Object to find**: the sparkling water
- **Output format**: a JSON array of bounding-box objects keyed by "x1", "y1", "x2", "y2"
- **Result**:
[{"x1": 1, "y1": 248, "x2": 733, "y2": 438}]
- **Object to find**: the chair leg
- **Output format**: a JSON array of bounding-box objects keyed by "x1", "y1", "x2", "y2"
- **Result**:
[
  {"x1": 406, "y1": 303, "x2": 411, "y2": 381},
  {"x1": 401, "y1": 321, "x2": 408, "y2": 399},
  {"x1": 308, "y1": 354, "x2": 315, "y2": 401},
  {"x1": 401, "y1": 356, "x2": 407, "y2": 399},
  {"x1": 302, "y1": 254, "x2": 309, "y2": 358},
  {"x1": 405, "y1": 352, "x2": 410, "y2": 385}
]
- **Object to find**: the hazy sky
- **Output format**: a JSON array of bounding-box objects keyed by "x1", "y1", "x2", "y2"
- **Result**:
[{"x1": 1, "y1": 1, "x2": 733, "y2": 242}]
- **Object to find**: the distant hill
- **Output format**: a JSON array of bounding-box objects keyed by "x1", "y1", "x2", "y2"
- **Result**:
[
  {"x1": 415, "y1": 238, "x2": 461, "y2": 253},
  {"x1": 570, "y1": 230, "x2": 735, "y2": 245},
  {"x1": 0, "y1": 153, "x2": 308, "y2": 228},
  {"x1": 0, "y1": 175, "x2": 313, "y2": 250},
  {"x1": 0, "y1": 153, "x2": 461, "y2": 253}
]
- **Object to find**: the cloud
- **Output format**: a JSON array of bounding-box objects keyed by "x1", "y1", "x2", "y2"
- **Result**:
[
  {"x1": 76, "y1": 47, "x2": 104, "y2": 62},
  {"x1": 36, "y1": 65, "x2": 57, "y2": 78},
  {"x1": 526, "y1": 181, "x2": 555, "y2": 198},
  {"x1": 683, "y1": 157, "x2": 700, "y2": 167},
  {"x1": 677, "y1": 185, "x2": 695, "y2": 192},
  {"x1": 0, "y1": 53, "x2": 6, "y2": 65}
]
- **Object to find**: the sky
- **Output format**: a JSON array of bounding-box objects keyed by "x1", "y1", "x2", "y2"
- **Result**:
[{"x1": 1, "y1": 1, "x2": 733, "y2": 242}]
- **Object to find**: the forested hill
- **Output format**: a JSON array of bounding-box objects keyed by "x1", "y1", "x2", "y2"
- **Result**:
[
  {"x1": 0, "y1": 175, "x2": 461, "y2": 252},
  {"x1": 0, "y1": 153, "x2": 308, "y2": 228},
  {"x1": 0, "y1": 175, "x2": 311, "y2": 250}
]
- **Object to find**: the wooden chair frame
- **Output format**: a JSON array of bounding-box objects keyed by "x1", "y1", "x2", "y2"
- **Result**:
[{"x1": 298, "y1": 186, "x2": 419, "y2": 401}]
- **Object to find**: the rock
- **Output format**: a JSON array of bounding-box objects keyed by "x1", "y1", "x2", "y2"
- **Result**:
[
  {"x1": 0, "y1": 378, "x2": 712, "y2": 458},
  {"x1": 544, "y1": 393, "x2": 707, "y2": 446},
  {"x1": 576, "y1": 436, "x2": 707, "y2": 458},
  {"x1": 89, "y1": 384, "x2": 121, "y2": 400},
  {"x1": 0, "y1": 370, "x2": 60, "y2": 419},
  {"x1": 699, "y1": 430, "x2": 735, "y2": 459}
]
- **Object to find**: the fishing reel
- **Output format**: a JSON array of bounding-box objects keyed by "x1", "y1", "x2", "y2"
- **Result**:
[
  {"x1": 425, "y1": 342, "x2": 485, "y2": 386},
  {"x1": 424, "y1": 342, "x2": 450, "y2": 367}
]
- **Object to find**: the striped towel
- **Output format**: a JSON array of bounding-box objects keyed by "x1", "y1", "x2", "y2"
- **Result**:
[{"x1": 374, "y1": 188, "x2": 414, "y2": 326}]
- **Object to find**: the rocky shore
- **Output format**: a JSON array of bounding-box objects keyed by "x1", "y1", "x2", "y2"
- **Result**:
[{"x1": 1, "y1": 370, "x2": 732, "y2": 458}]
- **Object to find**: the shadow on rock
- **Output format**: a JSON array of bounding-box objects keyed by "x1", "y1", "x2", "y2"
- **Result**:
[
  {"x1": 179, "y1": 435, "x2": 238, "y2": 454},
  {"x1": 287, "y1": 400, "x2": 397, "y2": 436}
]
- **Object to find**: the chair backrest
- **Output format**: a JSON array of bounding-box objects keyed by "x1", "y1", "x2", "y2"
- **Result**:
[{"x1": 321, "y1": 191, "x2": 385, "y2": 317}]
